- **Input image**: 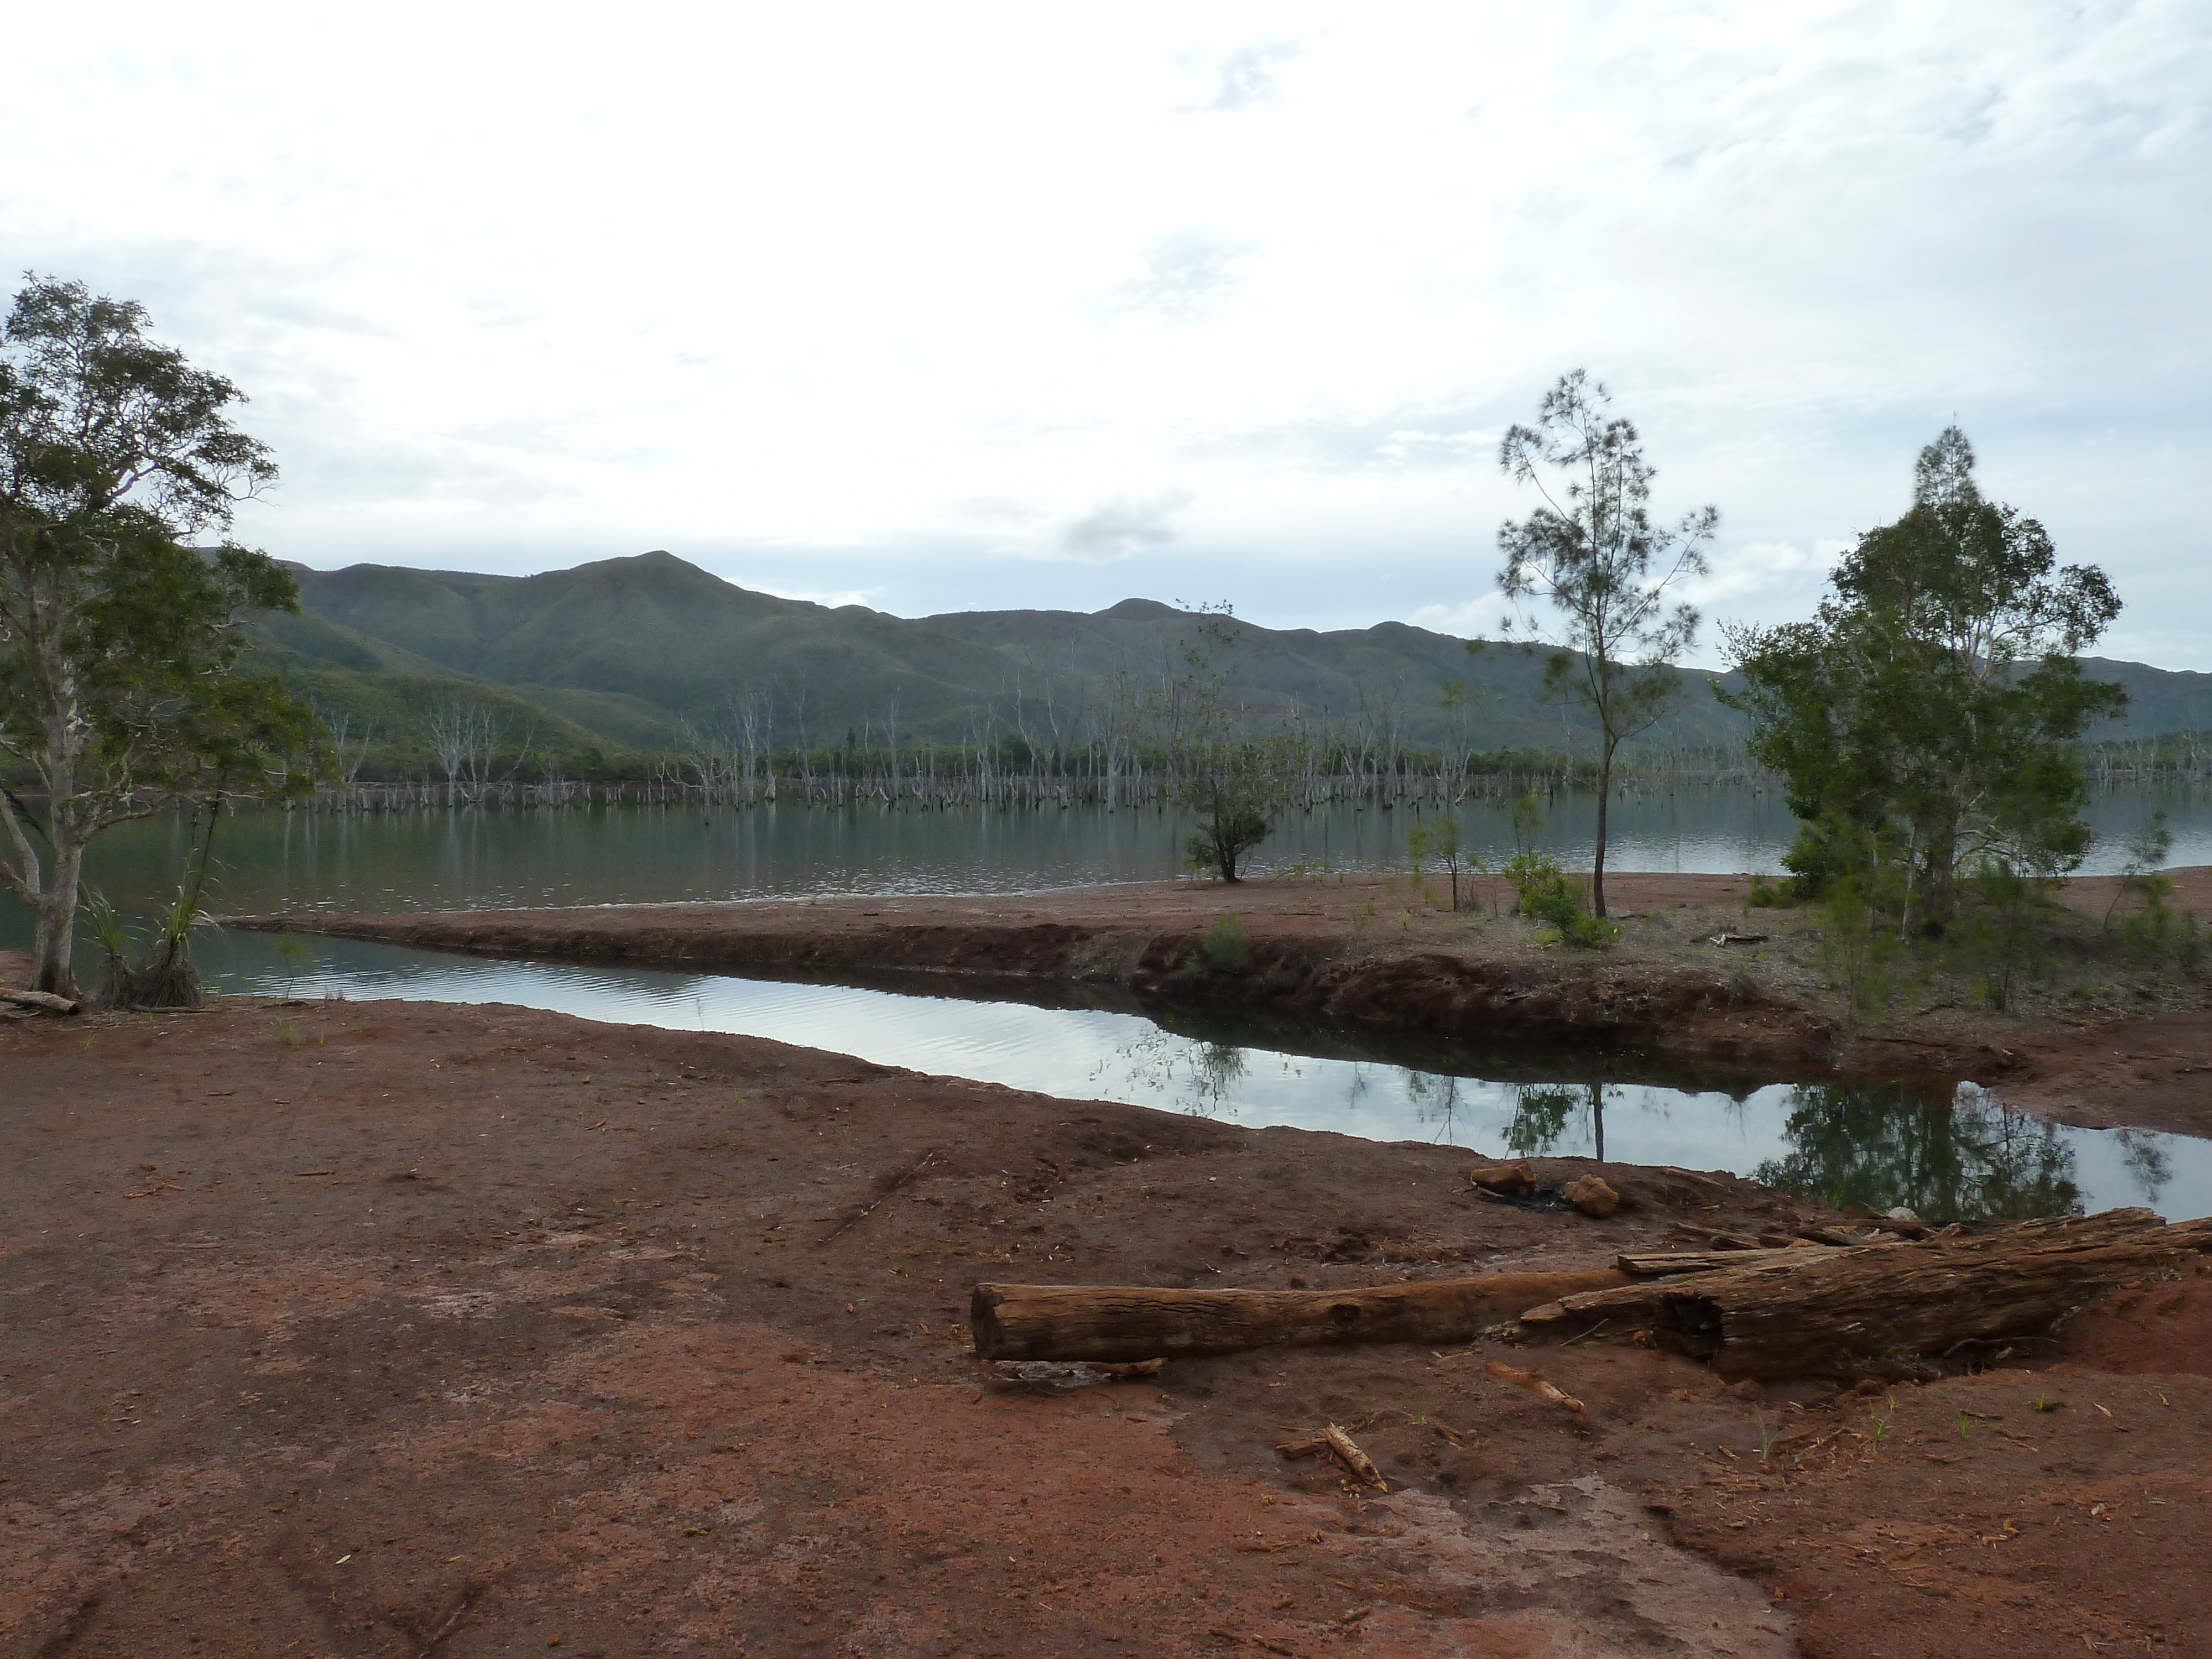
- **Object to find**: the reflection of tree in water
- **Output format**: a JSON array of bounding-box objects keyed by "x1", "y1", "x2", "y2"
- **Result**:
[
  {"x1": 2114, "y1": 1129, "x2": 2173, "y2": 1206},
  {"x1": 1095, "y1": 1030, "x2": 1252, "y2": 1119},
  {"x1": 1504, "y1": 1083, "x2": 1615, "y2": 1161},
  {"x1": 1753, "y1": 1083, "x2": 2082, "y2": 1224},
  {"x1": 1405, "y1": 1071, "x2": 1475, "y2": 1146}
]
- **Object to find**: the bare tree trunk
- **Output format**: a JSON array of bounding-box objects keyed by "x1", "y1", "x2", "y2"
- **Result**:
[
  {"x1": 1591, "y1": 737, "x2": 1614, "y2": 917},
  {"x1": 29, "y1": 837, "x2": 81, "y2": 997}
]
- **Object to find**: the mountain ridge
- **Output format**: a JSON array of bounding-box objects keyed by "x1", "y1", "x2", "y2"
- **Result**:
[{"x1": 245, "y1": 550, "x2": 2212, "y2": 763}]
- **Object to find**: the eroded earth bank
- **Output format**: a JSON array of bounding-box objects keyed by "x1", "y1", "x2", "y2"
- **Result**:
[
  {"x1": 235, "y1": 868, "x2": 2212, "y2": 1136},
  {"x1": 4, "y1": 990, "x2": 2210, "y2": 1658}
]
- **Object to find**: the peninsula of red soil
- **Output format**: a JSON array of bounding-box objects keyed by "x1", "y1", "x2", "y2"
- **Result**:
[
  {"x1": 236, "y1": 867, "x2": 2212, "y2": 1136},
  {"x1": 4, "y1": 994, "x2": 2209, "y2": 1657}
]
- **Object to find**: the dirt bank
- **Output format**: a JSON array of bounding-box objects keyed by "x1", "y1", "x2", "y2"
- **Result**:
[
  {"x1": 4, "y1": 997, "x2": 2209, "y2": 1657},
  {"x1": 232, "y1": 868, "x2": 2212, "y2": 1133}
]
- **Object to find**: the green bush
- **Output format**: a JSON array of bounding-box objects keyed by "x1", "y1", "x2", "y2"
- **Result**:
[
  {"x1": 1745, "y1": 872, "x2": 1792, "y2": 909},
  {"x1": 1501, "y1": 852, "x2": 1619, "y2": 948},
  {"x1": 1192, "y1": 912, "x2": 1253, "y2": 976}
]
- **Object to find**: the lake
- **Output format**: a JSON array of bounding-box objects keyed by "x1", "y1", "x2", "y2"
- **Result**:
[
  {"x1": 14, "y1": 785, "x2": 2208, "y2": 924},
  {"x1": 12, "y1": 786, "x2": 2207, "y2": 1225}
]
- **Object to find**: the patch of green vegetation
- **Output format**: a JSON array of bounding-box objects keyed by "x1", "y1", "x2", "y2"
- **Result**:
[
  {"x1": 1188, "y1": 913, "x2": 1253, "y2": 977},
  {"x1": 1503, "y1": 851, "x2": 1620, "y2": 948}
]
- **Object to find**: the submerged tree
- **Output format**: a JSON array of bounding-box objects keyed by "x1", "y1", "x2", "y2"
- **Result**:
[
  {"x1": 1495, "y1": 371, "x2": 1717, "y2": 917},
  {"x1": 1721, "y1": 428, "x2": 2124, "y2": 932},
  {"x1": 0, "y1": 277, "x2": 327, "y2": 997}
]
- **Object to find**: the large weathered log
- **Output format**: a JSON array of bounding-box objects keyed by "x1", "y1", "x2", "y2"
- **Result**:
[
  {"x1": 1523, "y1": 1208, "x2": 2212, "y2": 1380},
  {"x1": 970, "y1": 1270, "x2": 1627, "y2": 1363},
  {"x1": 0, "y1": 988, "x2": 81, "y2": 1015}
]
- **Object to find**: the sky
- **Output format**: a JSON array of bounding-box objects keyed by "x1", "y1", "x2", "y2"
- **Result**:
[{"x1": 4, "y1": 1, "x2": 2206, "y2": 669}]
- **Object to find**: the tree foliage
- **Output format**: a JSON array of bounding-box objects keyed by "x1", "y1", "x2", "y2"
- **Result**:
[
  {"x1": 1720, "y1": 428, "x2": 2124, "y2": 932},
  {"x1": 1164, "y1": 607, "x2": 1297, "y2": 883},
  {"x1": 0, "y1": 277, "x2": 328, "y2": 996},
  {"x1": 1495, "y1": 370, "x2": 1717, "y2": 916}
]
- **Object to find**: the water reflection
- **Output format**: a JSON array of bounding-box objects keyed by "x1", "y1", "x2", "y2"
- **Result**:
[
  {"x1": 1750, "y1": 1083, "x2": 2084, "y2": 1224},
  {"x1": 1503, "y1": 1082, "x2": 1618, "y2": 1163},
  {"x1": 181, "y1": 928, "x2": 2212, "y2": 1223},
  {"x1": 1102, "y1": 1030, "x2": 1255, "y2": 1118},
  {"x1": 2114, "y1": 1129, "x2": 2174, "y2": 1207}
]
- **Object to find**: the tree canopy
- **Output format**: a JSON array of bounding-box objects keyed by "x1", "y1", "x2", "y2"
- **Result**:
[
  {"x1": 1721, "y1": 427, "x2": 2124, "y2": 931},
  {"x1": 1495, "y1": 369, "x2": 1717, "y2": 916},
  {"x1": 1, "y1": 276, "x2": 327, "y2": 997}
]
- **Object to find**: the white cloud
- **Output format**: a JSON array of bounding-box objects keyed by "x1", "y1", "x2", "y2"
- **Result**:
[
  {"x1": 1058, "y1": 491, "x2": 1196, "y2": 561},
  {"x1": 1103, "y1": 229, "x2": 1259, "y2": 322},
  {"x1": 0, "y1": 1, "x2": 2201, "y2": 664},
  {"x1": 1181, "y1": 40, "x2": 1303, "y2": 113},
  {"x1": 1406, "y1": 595, "x2": 1511, "y2": 639}
]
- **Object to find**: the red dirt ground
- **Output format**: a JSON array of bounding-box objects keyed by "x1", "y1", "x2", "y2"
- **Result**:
[{"x1": 4, "y1": 995, "x2": 2209, "y2": 1657}]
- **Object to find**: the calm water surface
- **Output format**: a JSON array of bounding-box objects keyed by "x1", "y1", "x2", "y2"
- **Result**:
[
  {"x1": 187, "y1": 931, "x2": 2212, "y2": 1225},
  {"x1": 18, "y1": 786, "x2": 2207, "y2": 922}
]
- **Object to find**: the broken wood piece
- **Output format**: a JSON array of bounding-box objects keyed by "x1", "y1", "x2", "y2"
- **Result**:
[
  {"x1": 0, "y1": 988, "x2": 81, "y2": 1015},
  {"x1": 970, "y1": 1270, "x2": 1628, "y2": 1363},
  {"x1": 1526, "y1": 1208, "x2": 2212, "y2": 1380},
  {"x1": 1484, "y1": 1359, "x2": 1589, "y2": 1425},
  {"x1": 1617, "y1": 1247, "x2": 1869, "y2": 1277},
  {"x1": 989, "y1": 1357, "x2": 1164, "y2": 1393},
  {"x1": 1321, "y1": 1424, "x2": 1387, "y2": 1490},
  {"x1": 1794, "y1": 1225, "x2": 1876, "y2": 1248}
]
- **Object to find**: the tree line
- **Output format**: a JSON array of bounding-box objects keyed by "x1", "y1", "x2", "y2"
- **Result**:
[{"x1": 0, "y1": 277, "x2": 2179, "y2": 998}]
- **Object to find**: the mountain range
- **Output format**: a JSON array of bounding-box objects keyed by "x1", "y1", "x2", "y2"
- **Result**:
[{"x1": 243, "y1": 550, "x2": 2212, "y2": 768}]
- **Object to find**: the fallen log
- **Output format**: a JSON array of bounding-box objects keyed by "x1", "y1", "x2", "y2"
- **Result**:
[
  {"x1": 1, "y1": 988, "x2": 81, "y2": 1015},
  {"x1": 969, "y1": 1270, "x2": 1627, "y2": 1363},
  {"x1": 1522, "y1": 1208, "x2": 2212, "y2": 1380}
]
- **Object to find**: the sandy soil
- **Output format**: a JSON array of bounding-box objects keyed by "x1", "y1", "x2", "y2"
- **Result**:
[
  {"x1": 234, "y1": 868, "x2": 2212, "y2": 1136},
  {"x1": 4, "y1": 995, "x2": 2210, "y2": 1658}
]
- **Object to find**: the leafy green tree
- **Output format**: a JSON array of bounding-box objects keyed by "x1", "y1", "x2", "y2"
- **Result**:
[
  {"x1": 1496, "y1": 371, "x2": 1717, "y2": 917},
  {"x1": 1, "y1": 278, "x2": 328, "y2": 997},
  {"x1": 1721, "y1": 429, "x2": 2124, "y2": 932},
  {"x1": 1165, "y1": 607, "x2": 1298, "y2": 883}
]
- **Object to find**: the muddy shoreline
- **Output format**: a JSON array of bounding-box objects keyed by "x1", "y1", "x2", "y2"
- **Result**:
[
  {"x1": 4, "y1": 995, "x2": 2210, "y2": 1656},
  {"x1": 231, "y1": 868, "x2": 2212, "y2": 1137}
]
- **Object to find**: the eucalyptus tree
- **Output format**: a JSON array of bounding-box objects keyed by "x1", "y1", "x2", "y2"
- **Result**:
[
  {"x1": 1721, "y1": 428, "x2": 2124, "y2": 932},
  {"x1": 0, "y1": 278, "x2": 326, "y2": 997},
  {"x1": 1494, "y1": 371, "x2": 1718, "y2": 916}
]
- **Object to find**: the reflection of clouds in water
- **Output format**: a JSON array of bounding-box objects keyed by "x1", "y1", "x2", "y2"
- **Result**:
[{"x1": 201, "y1": 933, "x2": 2212, "y2": 1223}]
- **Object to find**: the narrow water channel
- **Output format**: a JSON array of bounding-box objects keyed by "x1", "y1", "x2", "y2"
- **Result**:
[{"x1": 195, "y1": 927, "x2": 2212, "y2": 1225}]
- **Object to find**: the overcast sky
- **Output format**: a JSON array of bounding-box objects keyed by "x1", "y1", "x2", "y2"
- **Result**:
[{"x1": 6, "y1": 2, "x2": 2205, "y2": 667}]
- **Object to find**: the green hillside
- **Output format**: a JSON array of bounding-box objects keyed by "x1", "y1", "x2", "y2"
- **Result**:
[{"x1": 247, "y1": 550, "x2": 2201, "y2": 770}]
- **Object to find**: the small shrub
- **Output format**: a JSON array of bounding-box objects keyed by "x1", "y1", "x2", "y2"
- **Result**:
[
  {"x1": 1745, "y1": 873, "x2": 1792, "y2": 909},
  {"x1": 1192, "y1": 912, "x2": 1252, "y2": 976},
  {"x1": 1502, "y1": 851, "x2": 1620, "y2": 949}
]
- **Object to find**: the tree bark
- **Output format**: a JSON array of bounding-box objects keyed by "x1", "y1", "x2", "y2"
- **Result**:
[
  {"x1": 970, "y1": 1270, "x2": 1628, "y2": 1363},
  {"x1": 1522, "y1": 1208, "x2": 2212, "y2": 1380},
  {"x1": 1592, "y1": 738, "x2": 1613, "y2": 917}
]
